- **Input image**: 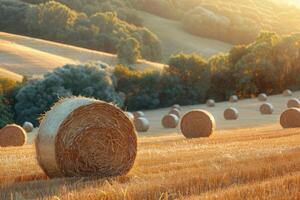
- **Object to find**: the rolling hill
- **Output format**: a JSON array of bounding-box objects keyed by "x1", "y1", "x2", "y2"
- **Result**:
[
  {"x1": 0, "y1": 32, "x2": 166, "y2": 81},
  {"x1": 139, "y1": 11, "x2": 232, "y2": 61}
]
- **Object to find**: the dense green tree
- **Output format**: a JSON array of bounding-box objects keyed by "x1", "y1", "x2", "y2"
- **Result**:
[{"x1": 117, "y1": 38, "x2": 141, "y2": 64}]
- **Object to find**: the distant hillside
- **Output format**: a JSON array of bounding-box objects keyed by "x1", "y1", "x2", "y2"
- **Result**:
[
  {"x1": 139, "y1": 11, "x2": 232, "y2": 61},
  {"x1": 0, "y1": 32, "x2": 165, "y2": 80}
]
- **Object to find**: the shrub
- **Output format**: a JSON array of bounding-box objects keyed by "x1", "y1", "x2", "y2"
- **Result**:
[
  {"x1": 15, "y1": 63, "x2": 122, "y2": 126},
  {"x1": 117, "y1": 38, "x2": 141, "y2": 64}
]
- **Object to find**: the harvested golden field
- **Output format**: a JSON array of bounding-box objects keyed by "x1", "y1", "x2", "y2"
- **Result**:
[
  {"x1": 0, "y1": 125, "x2": 299, "y2": 199},
  {"x1": 0, "y1": 32, "x2": 165, "y2": 80}
]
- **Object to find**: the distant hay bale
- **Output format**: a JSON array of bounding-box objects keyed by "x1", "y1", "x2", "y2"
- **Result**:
[
  {"x1": 162, "y1": 114, "x2": 179, "y2": 128},
  {"x1": 134, "y1": 117, "x2": 149, "y2": 132},
  {"x1": 125, "y1": 112, "x2": 134, "y2": 122},
  {"x1": 283, "y1": 89, "x2": 292, "y2": 97},
  {"x1": 180, "y1": 110, "x2": 215, "y2": 138},
  {"x1": 172, "y1": 104, "x2": 181, "y2": 111},
  {"x1": 36, "y1": 97, "x2": 137, "y2": 178},
  {"x1": 260, "y1": 103, "x2": 274, "y2": 115},
  {"x1": 169, "y1": 108, "x2": 180, "y2": 118},
  {"x1": 280, "y1": 108, "x2": 300, "y2": 128},
  {"x1": 22, "y1": 122, "x2": 34, "y2": 133},
  {"x1": 229, "y1": 95, "x2": 238, "y2": 103},
  {"x1": 206, "y1": 99, "x2": 215, "y2": 107},
  {"x1": 133, "y1": 111, "x2": 145, "y2": 119},
  {"x1": 287, "y1": 98, "x2": 300, "y2": 108},
  {"x1": 224, "y1": 107, "x2": 239, "y2": 120},
  {"x1": 258, "y1": 93, "x2": 268, "y2": 101},
  {"x1": 0, "y1": 124, "x2": 27, "y2": 147}
]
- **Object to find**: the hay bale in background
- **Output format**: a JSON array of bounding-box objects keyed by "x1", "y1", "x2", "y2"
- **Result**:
[
  {"x1": 169, "y1": 108, "x2": 180, "y2": 118},
  {"x1": 287, "y1": 98, "x2": 300, "y2": 108},
  {"x1": 172, "y1": 104, "x2": 181, "y2": 111},
  {"x1": 133, "y1": 111, "x2": 145, "y2": 119},
  {"x1": 134, "y1": 117, "x2": 150, "y2": 132},
  {"x1": 224, "y1": 107, "x2": 239, "y2": 120},
  {"x1": 162, "y1": 114, "x2": 179, "y2": 128},
  {"x1": 280, "y1": 108, "x2": 300, "y2": 128},
  {"x1": 283, "y1": 89, "x2": 292, "y2": 97},
  {"x1": 258, "y1": 93, "x2": 268, "y2": 101},
  {"x1": 125, "y1": 112, "x2": 134, "y2": 122},
  {"x1": 229, "y1": 95, "x2": 238, "y2": 103},
  {"x1": 36, "y1": 97, "x2": 137, "y2": 178},
  {"x1": 260, "y1": 103, "x2": 274, "y2": 115},
  {"x1": 180, "y1": 110, "x2": 215, "y2": 138},
  {"x1": 206, "y1": 99, "x2": 215, "y2": 107},
  {"x1": 0, "y1": 124, "x2": 27, "y2": 147},
  {"x1": 22, "y1": 122, "x2": 34, "y2": 133}
]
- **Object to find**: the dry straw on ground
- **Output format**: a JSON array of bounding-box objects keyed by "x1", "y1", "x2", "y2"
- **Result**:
[
  {"x1": 22, "y1": 122, "x2": 33, "y2": 133},
  {"x1": 283, "y1": 89, "x2": 292, "y2": 97},
  {"x1": 287, "y1": 98, "x2": 300, "y2": 108},
  {"x1": 260, "y1": 103, "x2": 274, "y2": 115},
  {"x1": 133, "y1": 111, "x2": 145, "y2": 119},
  {"x1": 0, "y1": 124, "x2": 27, "y2": 147},
  {"x1": 134, "y1": 117, "x2": 150, "y2": 132},
  {"x1": 229, "y1": 95, "x2": 238, "y2": 103},
  {"x1": 224, "y1": 107, "x2": 239, "y2": 120},
  {"x1": 162, "y1": 114, "x2": 179, "y2": 128},
  {"x1": 258, "y1": 93, "x2": 268, "y2": 101},
  {"x1": 206, "y1": 99, "x2": 215, "y2": 107},
  {"x1": 180, "y1": 110, "x2": 215, "y2": 138},
  {"x1": 36, "y1": 97, "x2": 137, "y2": 178},
  {"x1": 169, "y1": 108, "x2": 180, "y2": 118},
  {"x1": 280, "y1": 108, "x2": 300, "y2": 128}
]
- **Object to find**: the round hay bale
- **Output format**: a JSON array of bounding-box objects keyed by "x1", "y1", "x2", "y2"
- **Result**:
[
  {"x1": 133, "y1": 111, "x2": 145, "y2": 119},
  {"x1": 206, "y1": 99, "x2": 215, "y2": 107},
  {"x1": 180, "y1": 110, "x2": 215, "y2": 138},
  {"x1": 229, "y1": 95, "x2": 238, "y2": 103},
  {"x1": 36, "y1": 97, "x2": 137, "y2": 178},
  {"x1": 260, "y1": 103, "x2": 274, "y2": 115},
  {"x1": 172, "y1": 104, "x2": 181, "y2": 111},
  {"x1": 224, "y1": 107, "x2": 239, "y2": 120},
  {"x1": 280, "y1": 108, "x2": 300, "y2": 128},
  {"x1": 283, "y1": 89, "x2": 292, "y2": 97},
  {"x1": 23, "y1": 122, "x2": 34, "y2": 133},
  {"x1": 162, "y1": 114, "x2": 179, "y2": 128},
  {"x1": 0, "y1": 124, "x2": 27, "y2": 147},
  {"x1": 134, "y1": 117, "x2": 149, "y2": 132},
  {"x1": 287, "y1": 98, "x2": 300, "y2": 108},
  {"x1": 258, "y1": 93, "x2": 268, "y2": 101},
  {"x1": 125, "y1": 112, "x2": 134, "y2": 122},
  {"x1": 169, "y1": 108, "x2": 180, "y2": 118}
]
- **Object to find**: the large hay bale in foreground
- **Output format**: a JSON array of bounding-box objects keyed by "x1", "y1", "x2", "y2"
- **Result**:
[
  {"x1": 162, "y1": 114, "x2": 179, "y2": 128},
  {"x1": 36, "y1": 97, "x2": 137, "y2": 178},
  {"x1": 287, "y1": 98, "x2": 300, "y2": 108},
  {"x1": 260, "y1": 103, "x2": 274, "y2": 115},
  {"x1": 283, "y1": 89, "x2": 292, "y2": 97},
  {"x1": 180, "y1": 110, "x2": 215, "y2": 138},
  {"x1": 133, "y1": 111, "x2": 145, "y2": 119},
  {"x1": 172, "y1": 104, "x2": 181, "y2": 111},
  {"x1": 280, "y1": 108, "x2": 300, "y2": 128},
  {"x1": 206, "y1": 99, "x2": 215, "y2": 107},
  {"x1": 125, "y1": 112, "x2": 134, "y2": 122},
  {"x1": 229, "y1": 95, "x2": 238, "y2": 103},
  {"x1": 134, "y1": 117, "x2": 149, "y2": 132},
  {"x1": 224, "y1": 107, "x2": 239, "y2": 120},
  {"x1": 258, "y1": 93, "x2": 268, "y2": 101},
  {"x1": 0, "y1": 124, "x2": 27, "y2": 147},
  {"x1": 169, "y1": 108, "x2": 180, "y2": 118},
  {"x1": 23, "y1": 122, "x2": 34, "y2": 133}
]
